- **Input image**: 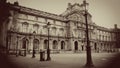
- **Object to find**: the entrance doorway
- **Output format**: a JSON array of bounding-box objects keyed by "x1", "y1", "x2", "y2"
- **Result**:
[
  {"x1": 61, "y1": 41, "x2": 65, "y2": 50},
  {"x1": 44, "y1": 40, "x2": 48, "y2": 49},
  {"x1": 33, "y1": 39, "x2": 39, "y2": 53},
  {"x1": 74, "y1": 41, "x2": 78, "y2": 50},
  {"x1": 22, "y1": 38, "x2": 29, "y2": 50},
  {"x1": 53, "y1": 40, "x2": 58, "y2": 49}
]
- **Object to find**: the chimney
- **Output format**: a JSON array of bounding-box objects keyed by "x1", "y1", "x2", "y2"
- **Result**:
[
  {"x1": 67, "y1": 3, "x2": 72, "y2": 10},
  {"x1": 14, "y1": 1, "x2": 19, "y2": 6},
  {"x1": 68, "y1": 3, "x2": 72, "y2": 7},
  {"x1": 114, "y1": 24, "x2": 117, "y2": 29}
]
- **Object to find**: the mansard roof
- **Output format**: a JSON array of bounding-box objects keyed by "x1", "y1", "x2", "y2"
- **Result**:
[
  {"x1": 7, "y1": 2, "x2": 117, "y2": 32},
  {"x1": 96, "y1": 25, "x2": 112, "y2": 32},
  {"x1": 8, "y1": 3, "x2": 66, "y2": 22}
]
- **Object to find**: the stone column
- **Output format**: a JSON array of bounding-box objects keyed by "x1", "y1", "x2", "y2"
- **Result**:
[
  {"x1": 78, "y1": 41, "x2": 81, "y2": 51},
  {"x1": 57, "y1": 41, "x2": 61, "y2": 50},
  {"x1": 65, "y1": 40, "x2": 68, "y2": 50},
  {"x1": 68, "y1": 39, "x2": 73, "y2": 50},
  {"x1": 49, "y1": 40, "x2": 52, "y2": 50},
  {"x1": 30, "y1": 37, "x2": 33, "y2": 51},
  {"x1": 71, "y1": 40, "x2": 74, "y2": 51}
]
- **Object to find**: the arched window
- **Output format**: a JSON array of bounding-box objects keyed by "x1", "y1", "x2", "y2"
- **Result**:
[
  {"x1": 53, "y1": 40, "x2": 58, "y2": 49},
  {"x1": 43, "y1": 27, "x2": 48, "y2": 35},
  {"x1": 74, "y1": 41, "x2": 78, "y2": 50},
  {"x1": 61, "y1": 41, "x2": 65, "y2": 49},
  {"x1": 22, "y1": 38, "x2": 29, "y2": 50},
  {"x1": 33, "y1": 24, "x2": 39, "y2": 34},
  {"x1": 44, "y1": 40, "x2": 48, "y2": 49},
  {"x1": 59, "y1": 28, "x2": 64, "y2": 36},
  {"x1": 52, "y1": 27, "x2": 56, "y2": 35},
  {"x1": 22, "y1": 22, "x2": 29, "y2": 33},
  {"x1": 33, "y1": 39, "x2": 39, "y2": 49}
]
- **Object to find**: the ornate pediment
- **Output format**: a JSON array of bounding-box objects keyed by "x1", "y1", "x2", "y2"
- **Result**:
[
  {"x1": 67, "y1": 12, "x2": 84, "y2": 22},
  {"x1": 60, "y1": 3, "x2": 84, "y2": 17},
  {"x1": 60, "y1": 3, "x2": 93, "y2": 23}
]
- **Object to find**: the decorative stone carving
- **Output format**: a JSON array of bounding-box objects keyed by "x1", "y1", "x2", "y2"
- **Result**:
[{"x1": 67, "y1": 13, "x2": 83, "y2": 21}]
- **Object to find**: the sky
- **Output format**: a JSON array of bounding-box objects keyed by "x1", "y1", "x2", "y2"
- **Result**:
[{"x1": 7, "y1": 0, "x2": 120, "y2": 28}]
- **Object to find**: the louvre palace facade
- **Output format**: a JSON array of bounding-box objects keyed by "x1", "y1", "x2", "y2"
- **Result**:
[{"x1": 5, "y1": 2, "x2": 120, "y2": 54}]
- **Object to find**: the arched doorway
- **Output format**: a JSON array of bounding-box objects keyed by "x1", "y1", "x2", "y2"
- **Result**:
[
  {"x1": 44, "y1": 40, "x2": 48, "y2": 49},
  {"x1": 53, "y1": 40, "x2": 58, "y2": 49},
  {"x1": 33, "y1": 39, "x2": 39, "y2": 50},
  {"x1": 61, "y1": 41, "x2": 65, "y2": 50},
  {"x1": 74, "y1": 41, "x2": 78, "y2": 50},
  {"x1": 22, "y1": 38, "x2": 29, "y2": 50}
]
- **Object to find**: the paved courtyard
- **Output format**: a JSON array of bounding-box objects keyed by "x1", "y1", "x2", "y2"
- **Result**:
[{"x1": 7, "y1": 53, "x2": 117, "y2": 68}]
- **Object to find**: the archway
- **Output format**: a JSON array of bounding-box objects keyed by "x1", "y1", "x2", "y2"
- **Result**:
[
  {"x1": 22, "y1": 38, "x2": 29, "y2": 50},
  {"x1": 74, "y1": 41, "x2": 78, "y2": 50},
  {"x1": 44, "y1": 40, "x2": 48, "y2": 49},
  {"x1": 61, "y1": 41, "x2": 65, "y2": 50},
  {"x1": 53, "y1": 40, "x2": 58, "y2": 49},
  {"x1": 33, "y1": 39, "x2": 39, "y2": 50}
]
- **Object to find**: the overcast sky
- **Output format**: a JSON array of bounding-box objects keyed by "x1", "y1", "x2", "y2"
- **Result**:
[{"x1": 7, "y1": 0, "x2": 120, "y2": 28}]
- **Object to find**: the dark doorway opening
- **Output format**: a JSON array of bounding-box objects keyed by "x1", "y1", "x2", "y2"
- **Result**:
[
  {"x1": 61, "y1": 41, "x2": 65, "y2": 49},
  {"x1": 74, "y1": 41, "x2": 78, "y2": 50}
]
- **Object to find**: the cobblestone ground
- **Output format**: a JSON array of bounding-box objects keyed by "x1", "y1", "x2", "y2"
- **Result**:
[{"x1": 8, "y1": 53, "x2": 117, "y2": 68}]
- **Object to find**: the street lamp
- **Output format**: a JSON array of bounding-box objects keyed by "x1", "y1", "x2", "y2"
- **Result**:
[
  {"x1": 32, "y1": 31, "x2": 36, "y2": 58},
  {"x1": 82, "y1": 0, "x2": 94, "y2": 67},
  {"x1": 46, "y1": 22, "x2": 51, "y2": 61}
]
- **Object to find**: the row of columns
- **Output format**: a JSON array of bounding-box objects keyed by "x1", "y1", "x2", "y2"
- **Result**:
[{"x1": 96, "y1": 42, "x2": 116, "y2": 52}]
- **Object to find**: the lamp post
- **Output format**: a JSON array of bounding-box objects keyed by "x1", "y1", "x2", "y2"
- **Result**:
[
  {"x1": 46, "y1": 22, "x2": 51, "y2": 61},
  {"x1": 82, "y1": 0, "x2": 94, "y2": 67},
  {"x1": 32, "y1": 31, "x2": 36, "y2": 58}
]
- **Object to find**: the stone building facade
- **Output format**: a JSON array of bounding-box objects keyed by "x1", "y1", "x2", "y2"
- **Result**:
[{"x1": 6, "y1": 2, "x2": 119, "y2": 54}]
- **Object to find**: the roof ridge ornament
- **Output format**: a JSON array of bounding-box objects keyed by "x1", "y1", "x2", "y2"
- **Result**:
[
  {"x1": 67, "y1": 3, "x2": 72, "y2": 10},
  {"x1": 14, "y1": 1, "x2": 19, "y2": 6}
]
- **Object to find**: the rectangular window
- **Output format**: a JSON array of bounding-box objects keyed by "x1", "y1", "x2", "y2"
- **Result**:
[
  {"x1": 43, "y1": 27, "x2": 47, "y2": 35},
  {"x1": 34, "y1": 24, "x2": 39, "y2": 33},
  {"x1": 47, "y1": 19, "x2": 53, "y2": 23},
  {"x1": 28, "y1": 15, "x2": 35, "y2": 20},
  {"x1": 35, "y1": 16, "x2": 38, "y2": 21},
  {"x1": 19, "y1": 14, "x2": 28, "y2": 19},
  {"x1": 56, "y1": 21, "x2": 62, "y2": 25},
  {"x1": 38, "y1": 17, "x2": 46, "y2": 22},
  {"x1": 22, "y1": 24, "x2": 28, "y2": 33}
]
